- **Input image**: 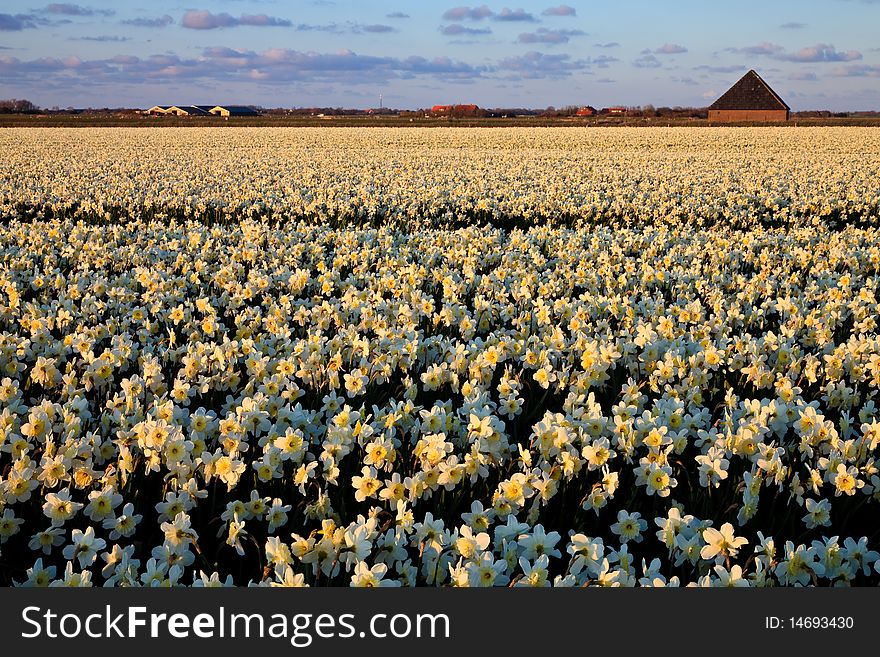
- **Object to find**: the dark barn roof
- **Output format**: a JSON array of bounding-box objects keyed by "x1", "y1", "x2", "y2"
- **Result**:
[
  {"x1": 163, "y1": 105, "x2": 212, "y2": 114},
  {"x1": 217, "y1": 106, "x2": 261, "y2": 116},
  {"x1": 709, "y1": 70, "x2": 790, "y2": 111}
]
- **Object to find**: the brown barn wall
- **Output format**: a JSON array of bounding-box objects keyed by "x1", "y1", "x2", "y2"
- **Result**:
[{"x1": 708, "y1": 109, "x2": 789, "y2": 123}]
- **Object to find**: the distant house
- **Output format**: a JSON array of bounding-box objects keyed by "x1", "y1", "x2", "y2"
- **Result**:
[
  {"x1": 605, "y1": 106, "x2": 627, "y2": 115},
  {"x1": 575, "y1": 106, "x2": 597, "y2": 117},
  {"x1": 708, "y1": 70, "x2": 789, "y2": 123},
  {"x1": 146, "y1": 106, "x2": 172, "y2": 115},
  {"x1": 210, "y1": 106, "x2": 261, "y2": 117},
  {"x1": 145, "y1": 105, "x2": 219, "y2": 116},
  {"x1": 169, "y1": 106, "x2": 212, "y2": 116},
  {"x1": 430, "y1": 104, "x2": 481, "y2": 116}
]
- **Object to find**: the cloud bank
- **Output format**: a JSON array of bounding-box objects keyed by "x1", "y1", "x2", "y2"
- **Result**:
[{"x1": 181, "y1": 11, "x2": 293, "y2": 30}]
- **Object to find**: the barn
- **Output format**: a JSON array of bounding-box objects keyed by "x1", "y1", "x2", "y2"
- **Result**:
[
  {"x1": 430, "y1": 104, "x2": 481, "y2": 117},
  {"x1": 145, "y1": 105, "x2": 213, "y2": 116},
  {"x1": 708, "y1": 70, "x2": 790, "y2": 123},
  {"x1": 210, "y1": 106, "x2": 261, "y2": 117},
  {"x1": 146, "y1": 106, "x2": 173, "y2": 116}
]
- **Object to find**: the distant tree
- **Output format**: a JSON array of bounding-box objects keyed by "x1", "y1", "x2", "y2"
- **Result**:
[{"x1": 0, "y1": 99, "x2": 39, "y2": 113}]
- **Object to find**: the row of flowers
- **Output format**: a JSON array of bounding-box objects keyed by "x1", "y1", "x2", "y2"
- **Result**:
[{"x1": 1, "y1": 127, "x2": 878, "y2": 227}]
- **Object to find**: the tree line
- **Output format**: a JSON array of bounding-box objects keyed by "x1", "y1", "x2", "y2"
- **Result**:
[{"x1": 0, "y1": 99, "x2": 40, "y2": 114}]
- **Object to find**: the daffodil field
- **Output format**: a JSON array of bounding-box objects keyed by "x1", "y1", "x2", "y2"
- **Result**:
[{"x1": 1, "y1": 126, "x2": 880, "y2": 587}]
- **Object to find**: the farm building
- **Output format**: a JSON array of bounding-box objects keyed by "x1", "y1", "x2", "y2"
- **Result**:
[
  {"x1": 430, "y1": 104, "x2": 481, "y2": 116},
  {"x1": 708, "y1": 70, "x2": 789, "y2": 123},
  {"x1": 169, "y1": 106, "x2": 213, "y2": 116},
  {"x1": 576, "y1": 106, "x2": 597, "y2": 117},
  {"x1": 147, "y1": 105, "x2": 213, "y2": 116},
  {"x1": 210, "y1": 106, "x2": 261, "y2": 117}
]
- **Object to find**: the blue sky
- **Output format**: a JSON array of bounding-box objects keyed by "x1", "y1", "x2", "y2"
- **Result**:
[{"x1": 0, "y1": 1, "x2": 878, "y2": 110}]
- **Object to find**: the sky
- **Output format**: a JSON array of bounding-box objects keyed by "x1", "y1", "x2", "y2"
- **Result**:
[{"x1": 0, "y1": 1, "x2": 878, "y2": 110}]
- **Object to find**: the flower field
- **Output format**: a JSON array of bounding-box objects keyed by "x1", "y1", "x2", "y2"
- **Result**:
[
  {"x1": 1, "y1": 127, "x2": 880, "y2": 587},
  {"x1": 2, "y1": 127, "x2": 879, "y2": 229}
]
